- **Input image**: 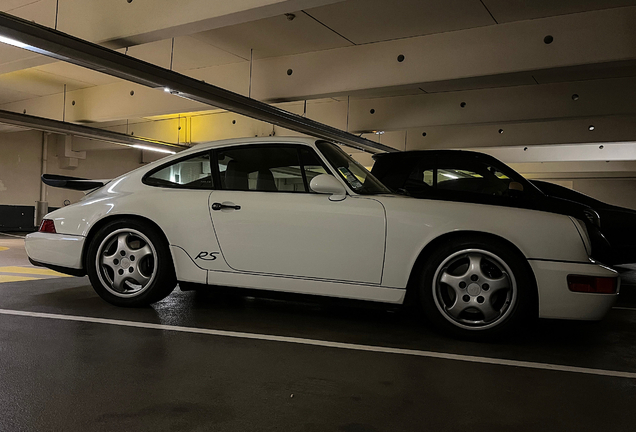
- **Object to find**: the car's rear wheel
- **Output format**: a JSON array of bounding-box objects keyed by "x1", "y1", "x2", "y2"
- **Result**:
[
  {"x1": 419, "y1": 236, "x2": 536, "y2": 339},
  {"x1": 86, "y1": 219, "x2": 176, "y2": 306}
]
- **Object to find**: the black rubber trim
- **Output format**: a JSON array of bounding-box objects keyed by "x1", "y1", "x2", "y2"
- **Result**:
[
  {"x1": 526, "y1": 258, "x2": 595, "y2": 265},
  {"x1": 28, "y1": 257, "x2": 86, "y2": 277}
]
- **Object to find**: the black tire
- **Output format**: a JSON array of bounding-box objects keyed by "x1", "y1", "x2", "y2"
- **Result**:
[
  {"x1": 418, "y1": 235, "x2": 536, "y2": 340},
  {"x1": 86, "y1": 219, "x2": 176, "y2": 307}
]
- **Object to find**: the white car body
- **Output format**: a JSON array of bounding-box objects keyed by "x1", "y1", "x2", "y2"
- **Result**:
[{"x1": 26, "y1": 137, "x2": 618, "y2": 322}]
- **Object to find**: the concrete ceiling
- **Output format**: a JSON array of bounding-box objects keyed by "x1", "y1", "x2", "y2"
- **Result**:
[{"x1": 1, "y1": 0, "x2": 636, "y2": 178}]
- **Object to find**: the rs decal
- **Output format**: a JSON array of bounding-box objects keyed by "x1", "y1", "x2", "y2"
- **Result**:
[{"x1": 195, "y1": 251, "x2": 220, "y2": 261}]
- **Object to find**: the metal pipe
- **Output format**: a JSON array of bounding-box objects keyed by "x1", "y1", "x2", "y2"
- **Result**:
[
  {"x1": 0, "y1": 11, "x2": 397, "y2": 154},
  {"x1": 0, "y1": 108, "x2": 186, "y2": 151},
  {"x1": 39, "y1": 132, "x2": 48, "y2": 202},
  {"x1": 34, "y1": 131, "x2": 49, "y2": 227}
]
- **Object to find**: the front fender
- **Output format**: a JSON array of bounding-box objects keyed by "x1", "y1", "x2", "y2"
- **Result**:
[{"x1": 376, "y1": 196, "x2": 589, "y2": 289}]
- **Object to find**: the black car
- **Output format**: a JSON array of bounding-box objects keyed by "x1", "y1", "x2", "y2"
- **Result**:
[
  {"x1": 371, "y1": 150, "x2": 622, "y2": 265},
  {"x1": 530, "y1": 180, "x2": 636, "y2": 265}
]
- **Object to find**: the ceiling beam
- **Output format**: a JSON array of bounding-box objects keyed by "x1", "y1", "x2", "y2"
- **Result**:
[
  {"x1": 0, "y1": 108, "x2": 186, "y2": 152},
  {"x1": 57, "y1": 0, "x2": 344, "y2": 48},
  {"x1": 0, "y1": 11, "x2": 395, "y2": 154}
]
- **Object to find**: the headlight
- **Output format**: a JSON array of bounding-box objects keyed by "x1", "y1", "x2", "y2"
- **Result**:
[{"x1": 570, "y1": 217, "x2": 592, "y2": 256}]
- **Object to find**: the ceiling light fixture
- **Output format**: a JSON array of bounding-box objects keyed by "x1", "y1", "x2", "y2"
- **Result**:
[
  {"x1": 131, "y1": 144, "x2": 176, "y2": 154},
  {"x1": 0, "y1": 34, "x2": 27, "y2": 48}
]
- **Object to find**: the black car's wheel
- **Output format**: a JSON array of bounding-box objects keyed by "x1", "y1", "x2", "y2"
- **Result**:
[
  {"x1": 86, "y1": 219, "x2": 176, "y2": 307},
  {"x1": 419, "y1": 236, "x2": 536, "y2": 339}
]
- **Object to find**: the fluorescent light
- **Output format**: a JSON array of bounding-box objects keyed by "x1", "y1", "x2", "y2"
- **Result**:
[
  {"x1": 0, "y1": 35, "x2": 29, "y2": 49},
  {"x1": 442, "y1": 173, "x2": 459, "y2": 179},
  {"x1": 131, "y1": 144, "x2": 176, "y2": 154}
]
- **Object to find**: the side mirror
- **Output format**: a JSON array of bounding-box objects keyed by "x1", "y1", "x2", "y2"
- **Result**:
[
  {"x1": 310, "y1": 174, "x2": 347, "y2": 201},
  {"x1": 508, "y1": 181, "x2": 524, "y2": 192},
  {"x1": 506, "y1": 181, "x2": 524, "y2": 198}
]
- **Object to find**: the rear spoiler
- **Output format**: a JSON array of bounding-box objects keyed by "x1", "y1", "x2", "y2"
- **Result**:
[{"x1": 42, "y1": 174, "x2": 110, "y2": 191}]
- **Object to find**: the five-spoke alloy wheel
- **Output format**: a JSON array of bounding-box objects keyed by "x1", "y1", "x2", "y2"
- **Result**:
[
  {"x1": 87, "y1": 219, "x2": 176, "y2": 306},
  {"x1": 433, "y1": 249, "x2": 516, "y2": 330},
  {"x1": 419, "y1": 235, "x2": 536, "y2": 339},
  {"x1": 96, "y1": 228, "x2": 157, "y2": 298}
]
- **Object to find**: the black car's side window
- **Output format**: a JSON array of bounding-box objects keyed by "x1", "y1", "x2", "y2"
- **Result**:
[
  {"x1": 216, "y1": 145, "x2": 327, "y2": 193},
  {"x1": 411, "y1": 162, "x2": 516, "y2": 197},
  {"x1": 144, "y1": 152, "x2": 213, "y2": 189}
]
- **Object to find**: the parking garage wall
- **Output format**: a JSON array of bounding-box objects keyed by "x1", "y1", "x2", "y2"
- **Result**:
[
  {"x1": 0, "y1": 130, "x2": 143, "y2": 231},
  {"x1": 571, "y1": 179, "x2": 636, "y2": 210}
]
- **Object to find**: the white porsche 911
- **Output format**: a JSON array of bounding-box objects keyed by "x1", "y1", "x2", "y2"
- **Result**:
[{"x1": 25, "y1": 137, "x2": 619, "y2": 338}]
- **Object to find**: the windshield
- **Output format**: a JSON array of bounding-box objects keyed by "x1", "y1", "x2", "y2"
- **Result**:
[{"x1": 316, "y1": 141, "x2": 391, "y2": 195}]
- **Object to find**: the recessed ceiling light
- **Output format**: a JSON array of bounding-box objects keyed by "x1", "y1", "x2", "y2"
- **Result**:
[{"x1": 588, "y1": 125, "x2": 595, "y2": 131}]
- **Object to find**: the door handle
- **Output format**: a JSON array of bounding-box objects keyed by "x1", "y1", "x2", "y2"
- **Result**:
[{"x1": 212, "y1": 202, "x2": 241, "y2": 211}]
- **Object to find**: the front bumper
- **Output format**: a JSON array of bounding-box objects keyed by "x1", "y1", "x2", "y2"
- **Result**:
[
  {"x1": 530, "y1": 259, "x2": 619, "y2": 320},
  {"x1": 25, "y1": 232, "x2": 85, "y2": 272}
]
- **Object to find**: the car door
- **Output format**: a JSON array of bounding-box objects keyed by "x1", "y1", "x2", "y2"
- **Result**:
[{"x1": 208, "y1": 144, "x2": 386, "y2": 284}]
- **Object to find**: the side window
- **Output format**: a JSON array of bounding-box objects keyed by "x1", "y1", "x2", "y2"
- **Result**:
[
  {"x1": 217, "y1": 145, "x2": 325, "y2": 193},
  {"x1": 145, "y1": 152, "x2": 213, "y2": 189},
  {"x1": 410, "y1": 162, "x2": 514, "y2": 196}
]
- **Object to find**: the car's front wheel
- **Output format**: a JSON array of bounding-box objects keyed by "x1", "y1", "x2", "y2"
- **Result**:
[
  {"x1": 419, "y1": 236, "x2": 536, "y2": 339},
  {"x1": 86, "y1": 219, "x2": 176, "y2": 306}
]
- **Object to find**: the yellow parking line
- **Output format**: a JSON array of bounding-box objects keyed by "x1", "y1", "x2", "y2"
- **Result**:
[
  {"x1": 0, "y1": 275, "x2": 39, "y2": 283},
  {"x1": 0, "y1": 266, "x2": 72, "y2": 277},
  {"x1": 0, "y1": 247, "x2": 8, "y2": 252}
]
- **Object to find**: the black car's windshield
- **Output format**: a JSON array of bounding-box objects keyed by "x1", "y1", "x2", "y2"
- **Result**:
[{"x1": 316, "y1": 141, "x2": 391, "y2": 195}]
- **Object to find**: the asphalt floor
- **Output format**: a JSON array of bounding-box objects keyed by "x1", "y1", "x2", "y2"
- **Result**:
[{"x1": 1, "y1": 233, "x2": 635, "y2": 431}]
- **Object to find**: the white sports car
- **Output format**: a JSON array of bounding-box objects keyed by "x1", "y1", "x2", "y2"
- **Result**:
[{"x1": 25, "y1": 137, "x2": 619, "y2": 338}]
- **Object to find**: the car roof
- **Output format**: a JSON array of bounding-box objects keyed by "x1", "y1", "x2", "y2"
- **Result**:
[
  {"x1": 373, "y1": 149, "x2": 490, "y2": 161},
  {"x1": 185, "y1": 136, "x2": 322, "y2": 152}
]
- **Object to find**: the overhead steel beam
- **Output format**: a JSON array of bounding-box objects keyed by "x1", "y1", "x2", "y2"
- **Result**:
[
  {"x1": 0, "y1": 108, "x2": 186, "y2": 153},
  {"x1": 0, "y1": 12, "x2": 397, "y2": 154}
]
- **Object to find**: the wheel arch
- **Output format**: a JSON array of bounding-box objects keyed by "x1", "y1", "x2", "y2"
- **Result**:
[
  {"x1": 81, "y1": 214, "x2": 172, "y2": 270},
  {"x1": 405, "y1": 230, "x2": 539, "y2": 312}
]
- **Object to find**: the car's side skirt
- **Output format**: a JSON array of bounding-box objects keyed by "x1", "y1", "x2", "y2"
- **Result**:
[{"x1": 206, "y1": 269, "x2": 406, "y2": 304}]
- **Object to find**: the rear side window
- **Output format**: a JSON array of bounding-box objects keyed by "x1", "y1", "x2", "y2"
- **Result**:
[
  {"x1": 413, "y1": 163, "x2": 512, "y2": 196},
  {"x1": 216, "y1": 145, "x2": 328, "y2": 193},
  {"x1": 144, "y1": 152, "x2": 213, "y2": 189}
]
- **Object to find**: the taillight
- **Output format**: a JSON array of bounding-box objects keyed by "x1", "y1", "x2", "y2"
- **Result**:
[
  {"x1": 567, "y1": 275, "x2": 617, "y2": 294},
  {"x1": 39, "y1": 219, "x2": 56, "y2": 233}
]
